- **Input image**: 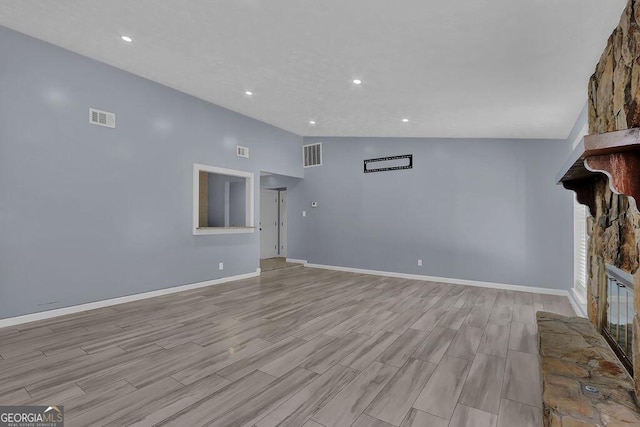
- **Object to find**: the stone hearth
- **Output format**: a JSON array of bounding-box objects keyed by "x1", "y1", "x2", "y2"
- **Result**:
[{"x1": 538, "y1": 312, "x2": 640, "y2": 426}]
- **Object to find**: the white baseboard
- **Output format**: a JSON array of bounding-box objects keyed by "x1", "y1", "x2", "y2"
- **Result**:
[
  {"x1": 2, "y1": 262, "x2": 577, "y2": 329},
  {"x1": 305, "y1": 262, "x2": 570, "y2": 297},
  {"x1": 0, "y1": 270, "x2": 261, "y2": 329},
  {"x1": 568, "y1": 289, "x2": 587, "y2": 317}
]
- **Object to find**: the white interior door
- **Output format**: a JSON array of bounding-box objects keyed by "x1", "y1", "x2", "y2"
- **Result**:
[{"x1": 260, "y1": 190, "x2": 279, "y2": 258}]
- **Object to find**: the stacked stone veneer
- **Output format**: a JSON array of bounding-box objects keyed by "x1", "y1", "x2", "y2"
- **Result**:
[
  {"x1": 587, "y1": 0, "x2": 640, "y2": 397},
  {"x1": 538, "y1": 312, "x2": 640, "y2": 426}
]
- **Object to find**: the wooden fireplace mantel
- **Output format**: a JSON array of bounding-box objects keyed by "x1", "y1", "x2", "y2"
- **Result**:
[{"x1": 557, "y1": 128, "x2": 640, "y2": 215}]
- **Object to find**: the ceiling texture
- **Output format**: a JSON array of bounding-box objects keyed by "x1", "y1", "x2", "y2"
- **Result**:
[{"x1": 0, "y1": 0, "x2": 628, "y2": 139}]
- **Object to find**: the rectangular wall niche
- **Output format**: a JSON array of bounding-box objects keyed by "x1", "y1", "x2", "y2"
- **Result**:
[{"x1": 193, "y1": 164, "x2": 254, "y2": 235}]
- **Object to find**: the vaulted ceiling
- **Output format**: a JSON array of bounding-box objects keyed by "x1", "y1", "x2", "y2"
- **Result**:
[{"x1": 0, "y1": 0, "x2": 628, "y2": 138}]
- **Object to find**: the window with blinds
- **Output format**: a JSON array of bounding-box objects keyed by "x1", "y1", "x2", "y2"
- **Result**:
[{"x1": 574, "y1": 201, "x2": 588, "y2": 299}]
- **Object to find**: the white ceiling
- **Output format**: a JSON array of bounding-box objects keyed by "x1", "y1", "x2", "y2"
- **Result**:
[{"x1": 0, "y1": 0, "x2": 628, "y2": 139}]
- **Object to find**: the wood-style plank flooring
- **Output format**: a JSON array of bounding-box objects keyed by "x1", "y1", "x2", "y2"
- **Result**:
[{"x1": 0, "y1": 266, "x2": 574, "y2": 426}]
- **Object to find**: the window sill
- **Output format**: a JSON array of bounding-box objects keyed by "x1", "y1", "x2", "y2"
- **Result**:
[{"x1": 193, "y1": 227, "x2": 255, "y2": 235}]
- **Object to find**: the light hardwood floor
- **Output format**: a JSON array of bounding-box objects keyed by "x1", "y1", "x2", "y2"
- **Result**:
[{"x1": 0, "y1": 266, "x2": 574, "y2": 426}]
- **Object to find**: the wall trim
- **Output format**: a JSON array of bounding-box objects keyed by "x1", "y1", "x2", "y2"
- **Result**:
[
  {"x1": 569, "y1": 288, "x2": 587, "y2": 317},
  {"x1": 0, "y1": 270, "x2": 261, "y2": 329},
  {"x1": 305, "y1": 262, "x2": 570, "y2": 297},
  {"x1": 286, "y1": 258, "x2": 308, "y2": 265}
]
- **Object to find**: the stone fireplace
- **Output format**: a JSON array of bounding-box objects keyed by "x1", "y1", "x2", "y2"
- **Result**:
[{"x1": 560, "y1": 0, "x2": 640, "y2": 399}]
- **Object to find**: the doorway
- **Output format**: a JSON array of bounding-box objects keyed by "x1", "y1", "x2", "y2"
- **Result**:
[
  {"x1": 260, "y1": 189, "x2": 280, "y2": 259},
  {"x1": 260, "y1": 189, "x2": 294, "y2": 272}
]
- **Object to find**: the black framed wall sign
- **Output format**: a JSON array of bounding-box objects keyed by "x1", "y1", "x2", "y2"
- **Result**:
[{"x1": 364, "y1": 154, "x2": 413, "y2": 173}]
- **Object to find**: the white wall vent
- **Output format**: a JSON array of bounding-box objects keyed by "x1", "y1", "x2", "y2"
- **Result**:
[
  {"x1": 303, "y1": 142, "x2": 322, "y2": 168},
  {"x1": 236, "y1": 145, "x2": 249, "y2": 158},
  {"x1": 89, "y1": 108, "x2": 116, "y2": 128}
]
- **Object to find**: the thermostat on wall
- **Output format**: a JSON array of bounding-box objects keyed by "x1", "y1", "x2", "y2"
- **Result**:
[{"x1": 311, "y1": 201, "x2": 318, "y2": 208}]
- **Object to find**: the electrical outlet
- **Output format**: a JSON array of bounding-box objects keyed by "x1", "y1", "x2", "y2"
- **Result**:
[
  {"x1": 218, "y1": 262, "x2": 224, "y2": 271},
  {"x1": 302, "y1": 210, "x2": 307, "y2": 217},
  {"x1": 417, "y1": 259, "x2": 422, "y2": 267}
]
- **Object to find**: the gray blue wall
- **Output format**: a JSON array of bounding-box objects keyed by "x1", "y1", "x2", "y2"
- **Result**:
[
  {"x1": 229, "y1": 181, "x2": 246, "y2": 227},
  {"x1": 287, "y1": 135, "x2": 576, "y2": 291},
  {"x1": 0, "y1": 24, "x2": 581, "y2": 319},
  {"x1": 0, "y1": 26, "x2": 303, "y2": 318},
  {"x1": 207, "y1": 173, "x2": 227, "y2": 227},
  {"x1": 261, "y1": 174, "x2": 303, "y2": 191},
  {"x1": 207, "y1": 174, "x2": 246, "y2": 227}
]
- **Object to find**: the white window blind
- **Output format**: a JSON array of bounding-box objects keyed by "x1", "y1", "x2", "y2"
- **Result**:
[{"x1": 574, "y1": 201, "x2": 588, "y2": 299}]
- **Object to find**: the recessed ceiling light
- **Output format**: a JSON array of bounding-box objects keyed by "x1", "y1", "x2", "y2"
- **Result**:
[
  {"x1": 309, "y1": 120, "x2": 316, "y2": 125},
  {"x1": 402, "y1": 118, "x2": 409, "y2": 122},
  {"x1": 245, "y1": 91, "x2": 253, "y2": 96},
  {"x1": 120, "y1": 35, "x2": 133, "y2": 43},
  {"x1": 352, "y1": 79, "x2": 362, "y2": 85}
]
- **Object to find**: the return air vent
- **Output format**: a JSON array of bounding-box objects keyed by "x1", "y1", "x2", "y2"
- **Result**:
[
  {"x1": 303, "y1": 142, "x2": 322, "y2": 168},
  {"x1": 236, "y1": 145, "x2": 249, "y2": 158},
  {"x1": 89, "y1": 108, "x2": 115, "y2": 128}
]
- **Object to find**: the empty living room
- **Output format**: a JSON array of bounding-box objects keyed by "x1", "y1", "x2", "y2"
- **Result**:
[{"x1": 2, "y1": 1, "x2": 640, "y2": 426}]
